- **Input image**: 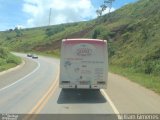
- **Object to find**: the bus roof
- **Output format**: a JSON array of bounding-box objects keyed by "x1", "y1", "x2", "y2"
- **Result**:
[
  {"x1": 62, "y1": 38, "x2": 106, "y2": 42},
  {"x1": 62, "y1": 38, "x2": 107, "y2": 45}
]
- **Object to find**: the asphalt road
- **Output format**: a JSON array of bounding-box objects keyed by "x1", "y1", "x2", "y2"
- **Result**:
[
  {"x1": 0, "y1": 53, "x2": 59, "y2": 113},
  {"x1": 0, "y1": 53, "x2": 117, "y2": 120},
  {"x1": 0, "y1": 53, "x2": 160, "y2": 120}
]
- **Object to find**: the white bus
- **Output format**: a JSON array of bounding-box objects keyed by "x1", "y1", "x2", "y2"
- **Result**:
[{"x1": 59, "y1": 39, "x2": 108, "y2": 89}]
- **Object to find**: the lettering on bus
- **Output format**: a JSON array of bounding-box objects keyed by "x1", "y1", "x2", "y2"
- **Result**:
[{"x1": 76, "y1": 48, "x2": 93, "y2": 56}]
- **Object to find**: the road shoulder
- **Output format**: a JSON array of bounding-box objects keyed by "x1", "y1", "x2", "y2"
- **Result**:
[
  {"x1": 106, "y1": 72, "x2": 160, "y2": 113},
  {"x1": 0, "y1": 60, "x2": 25, "y2": 76},
  {"x1": 0, "y1": 57, "x2": 38, "y2": 90}
]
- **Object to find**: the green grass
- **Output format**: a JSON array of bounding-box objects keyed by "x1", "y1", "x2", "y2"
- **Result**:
[
  {"x1": 0, "y1": 21, "x2": 95, "y2": 52},
  {"x1": 109, "y1": 64, "x2": 160, "y2": 94},
  {"x1": 0, "y1": 63, "x2": 18, "y2": 72},
  {"x1": 0, "y1": 48, "x2": 21, "y2": 72}
]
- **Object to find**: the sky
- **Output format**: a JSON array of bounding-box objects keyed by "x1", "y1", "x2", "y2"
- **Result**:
[{"x1": 0, "y1": 0, "x2": 137, "y2": 31}]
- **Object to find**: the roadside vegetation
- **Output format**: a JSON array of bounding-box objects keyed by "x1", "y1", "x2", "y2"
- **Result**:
[
  {"x1": 93, "y1": 0, "x2": 160, "y2": 93},
  {"x1": 0, "y1": 0, "x2": 159, "y2": 93},
  {"x1": 110, "y1": 65, "x2": 160, "y2": 93},
  {"x1": 0, "y1": 48, "x2": 21, "y2": 72}
]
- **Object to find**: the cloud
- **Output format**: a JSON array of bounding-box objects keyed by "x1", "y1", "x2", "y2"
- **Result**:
[
  {"x1": 124, "y1": 3, "x2": 129, "y2": 5},
  {"x1": 22, "y1": 0, "x2": 97, "y2": 27},
  {"x1": 102, "y1": 7, "x2": 115, "y2": 15},
  {"x1": 16, "y1": 25, "x2": 25, "y2": 29}
]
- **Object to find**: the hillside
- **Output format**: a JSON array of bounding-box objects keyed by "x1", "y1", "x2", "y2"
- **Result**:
[
  {"x1": 91, "y1": 0, "x2": 160, "y2": 76},
  {"x1": 0, "y1": 0, "x2": 160, "y2": 92},
  {"x1": 0, "y1": 21, "x2": 95, "y2": 54},
  {"x1": 0, "y1": 48, "x2": 21, "y2": 72}
]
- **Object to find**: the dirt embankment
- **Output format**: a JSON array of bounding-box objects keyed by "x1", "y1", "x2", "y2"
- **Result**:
[{"x1": 34, "y1": 26, "x2": 95, "y2": 52}]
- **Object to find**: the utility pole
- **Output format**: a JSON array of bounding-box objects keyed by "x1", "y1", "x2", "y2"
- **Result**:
[{"x1": 48, "y1": 8, "x2": 52, "y2": 26}]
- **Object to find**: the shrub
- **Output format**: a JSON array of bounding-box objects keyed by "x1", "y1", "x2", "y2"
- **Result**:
[
  {"x1": 144, "y1": 61, "x2": 153, "y2": 74},
  {"x1": 0, "y1": 47, "x2": 8, "y2": 58},
  {"x1": 6, "y1": 53, "x2": 21, "y2": 65},
  {"x1": 45, "y1": 26, "x2": 65, "y2": 37},
  {"x1": 0, "y1": 58, "x2": 7, "y2": 66},
  {"x1": 92, "y1": 25, "x2": 110, "y2": 39}
]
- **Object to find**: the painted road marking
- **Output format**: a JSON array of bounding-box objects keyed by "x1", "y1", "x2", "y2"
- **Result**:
[
  {"x1": 101, "y1": 89, "x2": 120, "y2": 114},
  {"x1": 0, "y1": 60, "x2": 40, "y2": 92},
  {"x1": 23, "y1": 69, "x2": 59, "y2": 120},
  {"x1": 26, "y1": 86, "x2": 120, "y2": 120}
]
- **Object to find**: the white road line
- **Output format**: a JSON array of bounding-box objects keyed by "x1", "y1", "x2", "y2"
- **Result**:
[
  {"x1": 101, "y1": 89, "x2": 120, "y2": 114},
  {"x1": 0, "y1": 60, "x2": 40, "y2": 92}
]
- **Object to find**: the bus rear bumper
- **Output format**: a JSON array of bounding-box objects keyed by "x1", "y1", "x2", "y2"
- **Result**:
[{"x1": 60, "y1": 84, "x2": 106, "y2": 89}]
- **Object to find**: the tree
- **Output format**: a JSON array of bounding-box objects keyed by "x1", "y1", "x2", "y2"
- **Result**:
[
  {"x1": 96, "y1": 0, "x2": 115, "y2": 17},
  {"x1": 9, "y1": 29, "x2": 13, "y2": 32},
  {"x1": 96, "y1": 9, "x2": 102, "y2": 17},
  {"x1": 104, "y1": 0, "x2": 115, "y2": 13},
  {"x1": 45, "y1": 28, "x2": 53, "y2": 37},
  {"x1": 100, "y1": 4, "x2": 107, "y2": 11},
  {"x1": 14, "y1": 27, "x2": 23, "y2": 37},
  {"x1": 92, "y1": 29, "x2": 100, "y2": 39}
]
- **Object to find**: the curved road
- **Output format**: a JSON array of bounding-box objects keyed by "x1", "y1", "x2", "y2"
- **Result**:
[
  {"x1": 0, "y1": 53, "x2": 160, "y2": 120},
  {"x1": 0, "y1": 53, "x2": 59, "y2": 113},
  {"x1": 0, "y1": 53, "x2": 116, "y2": 120}
]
